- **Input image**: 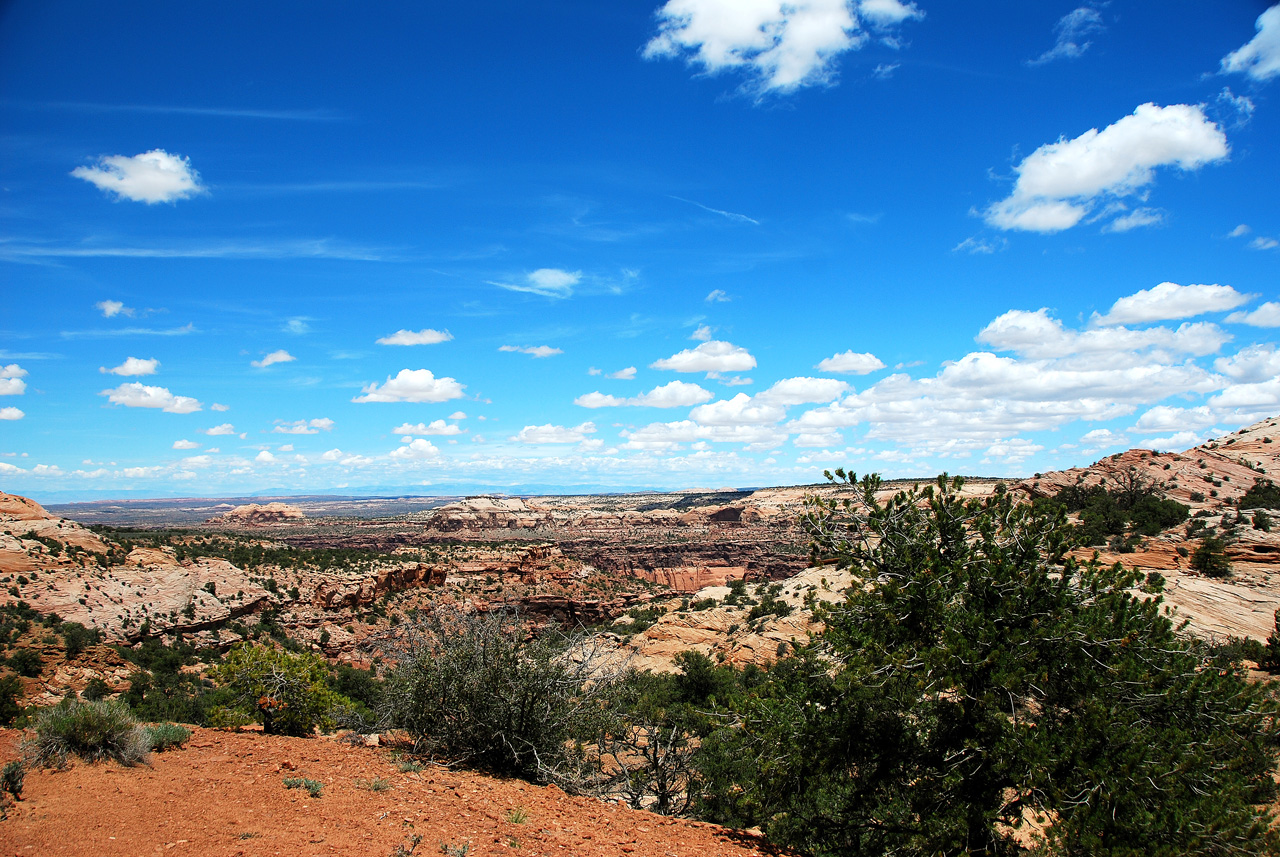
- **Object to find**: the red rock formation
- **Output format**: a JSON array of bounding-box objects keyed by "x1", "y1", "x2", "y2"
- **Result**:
[{"x1": 209, "y1": 502, "x2": 305, "y2": 526}]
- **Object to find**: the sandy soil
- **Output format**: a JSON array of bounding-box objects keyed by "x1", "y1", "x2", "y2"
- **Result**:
[{"x1": 0, "y1": 728, "x2": 786, "y2": 857}]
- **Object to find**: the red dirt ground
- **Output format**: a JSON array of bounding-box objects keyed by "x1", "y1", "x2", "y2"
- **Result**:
[{"x1": 0, "y1": 727, "x2": 788, "y2": 857}]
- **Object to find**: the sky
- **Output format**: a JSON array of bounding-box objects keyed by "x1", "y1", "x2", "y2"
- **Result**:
[{"x1": 1, "y1": 1, "x2": 1279, "y2": 502}]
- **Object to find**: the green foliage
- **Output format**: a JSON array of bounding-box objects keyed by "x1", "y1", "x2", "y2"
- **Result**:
[
  {"x1": 1191, "y1": 536, "x2": 1232, "y2": 577},
  {"x1": 378, "y1": 607, "x2": 621, "y2": 782},
  {"x1": 60, "y1": 621, "x2": 101, "y2": 657},
  {"x1": 210, "y1": 643, "x2": 354, "y2": 737},
  {"x1": 283, "y1": 776, "x2": 323, "y2": 797},
  {"x1": 144, "y1": 722, "x2": 191, "y2": 752},
  {"x1": 0, "y1": 674, "x2": 23, "y2": 726},
  {"x1": 1254, "y1": 510, "x2": 1273, "y2": 532},
  {"x1": 1, "y1": 760, "x2": 23, "y2": 801},
  {"x1": 1260, "y1": 610, "x2": 1280, "y2": 674},
  {"x1": 81, "y1": 677, "x2": 111, "y2": 701},
  {"x1": 329, "y1": 663, "x2": 383, "y2": 713},
  {"x1": 696, "y1": 472, "x2": 1279, "y2": 857},
  {"x1": 0, "y1": 602, "x2": 37, "y2": 648},
  {"x1": 23, "y1": 699, "x2": 150, "y2": 768},
  {"x1": 7, "y1": 648, "x2": 42, "y2": 678},
  {"x1": 118, "y1": 637, "x2": 227, "y2": 725},
  {"x1": 1038, "y1": 472, "x2": 1188, "y2": 546},
  {"x1": 1240, "y1": 478, "x2": 1280, "y2": 510},
  {"x1": 355, "y1": 776, "x2": 392, "y2": 792}
]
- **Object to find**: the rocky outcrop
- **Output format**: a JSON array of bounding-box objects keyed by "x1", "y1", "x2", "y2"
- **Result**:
[
  {"x1": 209, "y1": 502, "x2": 306, "y2": 526},
  {"x1": 311, "y1": 562, "x2": 447, "y2": 610}
]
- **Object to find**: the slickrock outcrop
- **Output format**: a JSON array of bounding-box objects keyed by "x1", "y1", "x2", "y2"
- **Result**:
[
  {"x1": 209, "y1": 502, "x2": 306, "y2": 526},
  {"x1": 311, "y1": 562, "x2": 447, "y2": 610}
]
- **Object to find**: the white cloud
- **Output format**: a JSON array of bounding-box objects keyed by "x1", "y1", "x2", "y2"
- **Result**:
[
  {"x1": 0, "y1": 407, "x2": 23, "y2": 421},
  {"x1": 644, "y1": 0, "x2": 921, "y2": 94},
  {"x1": 1092, "y1": 282, "x2": 1251, "y2": 325},
  {"x1": 202, "y1": 423, "x2": 235, "y2": 435},
  {"x1": 1078, "y1": 428, "x2": 1128, "y2": 447},
  {"x1": 393, "y1": 420, "x2": 464, "y2": 436},
  {"x1": 0, "y1": 364, "x2": 27, "y2": 396},
  {"x1": 96, "y1": 299, "x2": 134, "y2": 318},
  {"x1": 1133, "y1": 405, "x2": 1218, "y2": 433},
  {"x1": 755, "y1": 376, "x2": 850, "y2": 405},
  {"x1": 575, "y1": 380, "x2": 714, "y2": 409},
  {"x1": 705, "y1": 289, "x2": 730, "y2": 302},
  {"x1": 1251, "y1": 236, "x2": 1280, "y2": 250},
  {"x1": 979, "y1": 308, "x2": 1230, "y2": 359},
  {"x1": 1101, "y1": 207, "x2": 1164, "y2": 233},
  {"x1": 985, "y1": 103, "x2": 1229, "y2": 233},
  {"x1": 71, "y1": 149, "x2": 205, "y2": 204},
  {"x1": 499, "y1": 345, "x2": 563, "y2": 358},
  {"x1": 353, "y1": 369, "x2": 466, "y2": 403},
  {"x1": 1230, "y1": 224, "x2": 1251, "y2": 238},
  {"x1": 1028, "y1": 6, "x2": 1104, "y2": 66},
  {"x1": 100, "y1": 356, "x2": 159, "y2": 376},
  {"x1": 1221, "y1": 5, "x2": 1280, "y2": 82},
  {"x1": 620, "y1": 420, "x2": 786, "y2": 451},
  {"x1": 390, "y1": 438, "x2": 440, "y2": 460},
  {"x1": 606, "y1": 366, "x2": 637, "y2": 380},
  {"x1": 321, "y1": 448, "x2": 344, "y2": 461},
  {"x1": 273, "y1": 418, "x2": 335, "y2": 434},
  {"x1": 690, "y1": 393, "x2": 786, "y2": 425},
  {"x1": 251, "y1": 350, "x2": 296, "y2": 368},
  {"x1": 449, "y1": 411, "x2": 467, "y2": 420},
  {"x1": 651, "y1": 340, "x2": 757, "y2": 374},
  {"x1": 172, "y1": 439, "x2": 200, "y2": 450},
  {"x1": 1145, "y1": 431, "x2": 1210, "y2": 453},
  {"x1": 255, "y1": 450, "x2": 277, "y2": 463},
  {"x1": 1215, "y1": 344, "x2": 1280, "y2": 382},
  {"x1": 491, "y1": 268, "x2": 581, "y2": 298},
  {"x1": 1225, "y1": 301, "x2": 1280, "y2": 327},
  {"x1": 284, "y1": 317, "x2": 310, "y2": 334},
  {"x1": 100, "y1": 382, "x2": 201, "y2": 414},
  {"x1": 511, "y1": 422, "x2": 596, "y2": 444},
  {"x1": 377, "y1": 328, "x2": 453, "y2": 346},
  {"x1": 691, "y1": 325, "x2": 713, "y2": 341},
  {"x1": 815, "y1": 350, "x2": 886, "y2": 374},
  {"x1": 211, "y1": 403, "x2": 230, "y2": 412},
  {"x1": 984, "y1": 438, "x2": 1044, "y2": 462}
]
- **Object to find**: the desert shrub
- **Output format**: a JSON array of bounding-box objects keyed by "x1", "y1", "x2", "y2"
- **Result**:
[
  {"x1": 0, "y1": 675, "x2": 23, "y2": 726},
  {"x1": 60, "y1": 621, "x2": 101, "y2": 658},
  {"x1": 329, "y1": 663, "x2": 383, "y2": 713},
  {"x1": 378, "y1": 607, "x2": 623, "y2": 782},
  {"x1": 118, "y1": 637, "x2": 227, "y2": 725},
  {"x1": 210, "y1": 643, "x2": 354, "y2": 737},
  {"x1": 1240, "y1": 479, "x2": 1280, "y2": 510},
  {"x1": 81, "y1": 677, "x2": 111, "y2": 701},
  {"x1": 7, "y1": 649, "x2": 42, "y2": 678},
  {"x1": 145, "y1": 722, "x2": 191, "y2": 752},
  {"x1": 695, "y1": 472, "x2": 1280, "y2": 857},
  {"x1": 1, "y1": 760, "x2": 22, "y2": 800},
  {"x1": 1191, "y1": 536, "x2": 1232, "y2": 577},
  {"x1": 1254, "y1": 510, "x2": 1273, "y2": 532},
  {"x1": 283, "y1": 776, "x2": 323, "y2": 797},
  {"x1": 1260, "y1": 611, "x2": 1280, "y2": 674},
  {"x1": 24, "y1": 699, "x2": 149, "y2": 768}
]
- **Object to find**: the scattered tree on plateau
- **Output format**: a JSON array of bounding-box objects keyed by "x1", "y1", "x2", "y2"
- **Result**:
[
  {"x1": 694, "y1": 473, "x2": 1279, "y2": 857},
  {"x1": 210, "y1": 644, "x2": 353, "y2": 737}
]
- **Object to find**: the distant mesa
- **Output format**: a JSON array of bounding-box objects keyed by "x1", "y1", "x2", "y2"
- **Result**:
[{"x1": 208, "y1": 502, "x2": 306, "y2": 526}]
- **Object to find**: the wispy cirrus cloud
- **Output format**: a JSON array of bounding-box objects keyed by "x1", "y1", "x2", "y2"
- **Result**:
[
  {"x1": 1028, "y1": 6, "x2": 1105, "y2": 66},
  {"x1": 670, "y1": 196, "x2": 759, "y2": 224}
]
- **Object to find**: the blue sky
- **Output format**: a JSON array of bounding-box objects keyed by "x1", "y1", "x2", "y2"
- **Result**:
[{"x1": 2, "y1": 1, "x2": 1279, "y2": 501}]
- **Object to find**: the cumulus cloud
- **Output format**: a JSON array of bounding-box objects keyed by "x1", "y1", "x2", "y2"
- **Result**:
[
  {"x1": 353, "y1": 369, "x2": 466, "y2": 403},
  {"x1": 273, "y1": 418, "x2": 334, "y2": 434},
  {"x1": 1145, "y1": 431, "x2": 1211, "y2": 453},
  {"x1": 202, "y1": 423, "x2": 235, "y2": 435},
  {"x1": 607, "y1": 367, "x2": 637, "y2": 380},
  {"x1": 644, "y1": 0, "x2": 921, "y2": 94},
  {"x1": 499, "y1": 345, "x2": 563, "y2": 358},
  {"x1": 321, "y1": 449, "x2": 344, "y2": 461},
  {"x1": 96, "y1": 299, "x2": 134, "y2": 318},
  {"x1": 0, "y1": 365, "x2": 27, "y2": 396},
  {"x1": 984, "y1": 103, "x2": 1229, "y2": 233},
  {"x1": 979, "y1": 308, "x2": 1230, "y2": 360},
  {"x1": 71, "y1": 149, "x2": 205, "y2": 204},
  {"x1": 393, "y1": 420, "x2": 464, "y2": 436},
  {"x1": 449, "y1": 411, "x2": 467, "y2": 420},
  {"x1": 691, "y1": 325, "x2": 713, "y2": 342},
  {"x1": 491, "y1": 268, "x2": 580, "y2": 298},
  {"x1": 0, "y1": 407, "x2": 23, "y2": 421},
  {"x1": 172, "y1": 439, "x2": 200, "y2": 450},
  {"x1": 814, "y1": 350, "x2": 886, "y2": 374},
  {"x1": 690, "y1": 393, "x2": 786, "y2": 426},
  {"x1": 1091, "y1": 282, "x2": 1252, "y2": 325},
  {"x1": 390, "y1": 438, "x2": 440, "y2": 460},
  {"x1": 100, "y1": 357, "x2": 159, "y2": 376},
  {"x1": 251, "y1": 350, "x2": 296, "y2": 368},
  {"x1": 211, "y1": 403, "x2": 231, "y2": 412},
  {"x1": 255, "y1": 450, "x2": 277, "y2": 463},
  {"x1": 1215, "y1": 344, "x2": 1280, "y2": 383},
  {"x1": 755, "y1": 376, "x2": 850, "y2": 405},
  {"x1": 100, "y1": 382, "x2": 201, "y2": 414},
  {"x1": 511, "y1": 422, "x2": 597, "y2": 444},
  {"x1": 377, "y1": 328, "x2": 453, "y2": 346},
  {"x1": 1078, "y1": 428, "x2": 1129, "y2": 448},
  {"x1": 1221, "y1": 5, "x2": 1280, "y2": 82},
  {"x1": 1133, "y1": 405, "x2": 1218, "y2": 433},
  {"x1": 1226, "y1": 302, "x2": 1280, "y2": 327},
  {"x1": 575, "y1": 380, "x2": 714, "y2": 409},
  {"x1": 1028, "y1": 6, "x2": 1104, "y2": 66},
  {"x1": 620, "y1": 420, "x2": 786, "y2": 451},
  {"x1": 651, "y1": 340, "x2": 757, "y2": 374}
]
